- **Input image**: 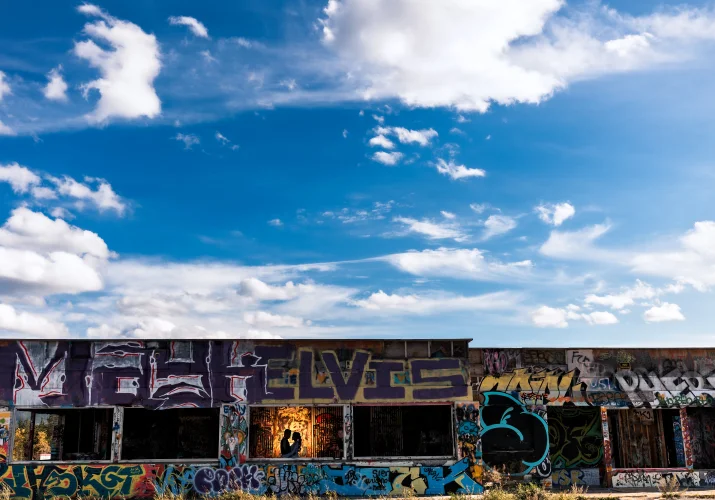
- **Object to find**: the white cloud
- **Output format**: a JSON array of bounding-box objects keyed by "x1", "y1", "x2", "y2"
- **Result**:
[
  {"x1": 320, "y1": 0, "x2": 715, "y2": 112},
  {"x1": 483, "y1": 215, "x2": 517, "y2": 240},
  {"x1": 540, "y1": 223, "x2": 612, "y2": 260},
  {"x1": 0, "y1": 71, "x2": 10, "y2": 101},
  {"x1": 376, "y1": 126, "x2": 438, "y2": 146},
  {"x1": 0, "y1": 120, "x2": 14, "y2": 136},
  {"x1": 532, "y1": 304, "x2": 617, "y2": 328},
  {"x1": 535, "y1": 202, "x2": 575, "y2": 226},
  {"x1": 238, "y1": 278, "x2": 301, "y2": 301},
  {"x1": 353, "y1": 290, "x2": 517, "y2": 314},
  {"x1": 441, "y1": 211, "x2": 456, "y2": 220},
  {"x1": 268, "y1": 218, "x2": 283, "y2": 227},
  {"x1": 644, "y1": 302, "x2": 685, "y2": 323},
  {"x1": 368, "y1": 135, "x2": 395, "y2": 149},
  {"x1": 174, "y1": 133, "x2": 200, "y2": 149},
  {"x1": 75, "y1": 4, "x2": 161, "y2": 122},
  {"x1": 532, "y1": 306, "x2": 568, "y2": 328},
  {"x1": 31, "y1": 186, "x2": 58, "y2": 200},
  {"x1": 582, "y1": 310, "x2": 619, "y2": 325},
  {"x1": 280, "y1": 79, "x2": 298, "y2": 91},
  {"x1": 0, "y1": 303, "x2": 68, "y2": 337},
  {"x1": 43, "y1": 66, "x2": 69, "y2": 102},
  {"x1": 244, "y1": 311, "x2": 306, "y2": 328},
  {"x1": 0, "y1": 162, "x2": 41, "y2": 193},
  {"x1": 372, "y1": 151, "x2": 403, "y2": 166},
  {"x1": 470, "y1": 203, "x2": 489, "y2": 214},
  {"x1": 50, "y1": 207, "x2": 74, "y2": 220},
  {"x1": 200, "y1": 50, "x2": 217, "y2": 63},
  {"x1": 48, "y1": 175, "x2": 126, "y2": 216},
  {"x1": 434, "y1": 159, "x2": 486, "y2": 180},
  {"x1": 584, "y1": 280, "x2": 657, "y2": 310},
  {"x1": 342, "y1": 129, "x2": 348, "y2": 138},
  {"x1": 0, "y1": 207, "x2": 110, "y2": 259},
  {"x1": 215, "y1": 131, "x2": 230, "y2": 144},
  {"x1": 630, "y1": 221, "x2": 715, "y2": 291},
  {"x1": 393, "y1": 216, "x2": 466, "y2": 242},
  {"x1": 0, "y1": 208, "x2": 109, "y2": 296},
  {"x1": 383, "y1": 247, "x2": 532, "y2": 281},
  {"x1": 168, "y1": 16, "x2": 209, "y2": 38}
]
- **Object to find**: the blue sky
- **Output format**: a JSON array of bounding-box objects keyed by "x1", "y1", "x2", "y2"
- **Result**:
[{"x1": 2, "y1": 0, "x2": 715, "y2": 345}]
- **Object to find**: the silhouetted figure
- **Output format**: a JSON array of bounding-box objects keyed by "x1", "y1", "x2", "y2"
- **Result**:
[
  {"x1": 280, "y1": 429, "x2": 292, "y2": 457},
  {"x1": 283, "y1": 431, "x2": 302, "y2": 458}
]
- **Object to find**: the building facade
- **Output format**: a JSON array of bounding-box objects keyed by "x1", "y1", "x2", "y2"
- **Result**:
[{"x1": 0, "y1": 339, "x2": 713, "y2": 498}]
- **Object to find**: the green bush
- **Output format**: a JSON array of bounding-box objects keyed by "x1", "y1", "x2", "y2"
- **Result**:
[{"x1": 514, "y1": 482, "x2": 548, "y2": 500}]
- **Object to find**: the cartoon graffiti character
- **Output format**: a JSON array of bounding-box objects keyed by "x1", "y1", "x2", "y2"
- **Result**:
[{"x1": 479, "y1": 392, "x2": 549, "y2": 476}]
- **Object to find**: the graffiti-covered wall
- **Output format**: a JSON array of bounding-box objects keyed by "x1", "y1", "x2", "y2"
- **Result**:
[{"x1": 2, "y1": 342, "x2": 715, "y2": 498}]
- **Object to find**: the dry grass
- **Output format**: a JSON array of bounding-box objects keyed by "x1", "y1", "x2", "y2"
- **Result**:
[{"x1": 659, "y1": 476, "x2": 684, "y2": 499}]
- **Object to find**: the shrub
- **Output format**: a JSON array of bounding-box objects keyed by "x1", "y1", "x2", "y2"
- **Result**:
[
  {"x1": 483, "y1": 487, "x2": 516, "y2": 500},
  {"x1": 659, "y1": 476, "x2": 683, "y2": 499},
  {"x1": 514, "y1": 482, "x2": 548, "y2": 500}
]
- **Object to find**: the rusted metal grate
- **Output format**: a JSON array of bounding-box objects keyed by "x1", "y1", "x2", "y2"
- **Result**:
[
  {"x1": 313, "y1": 406, "x2": 344, "y2": 458},
  {"x1": 249, "y1": 407, "x2": 277, "y2": 458}
]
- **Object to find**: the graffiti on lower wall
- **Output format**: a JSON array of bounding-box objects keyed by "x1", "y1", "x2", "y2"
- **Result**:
[
  {"x1": 612, "y1": 470, "x2": 702, "y2": 488},
  {"x1": 479, "y1": 392, "x2": 550, "y2": 478},
  {"x1": 551, "y1": 468, "x2": 600, "y2": 487},
  {"x1": 548, "y1": 408, "x2": 603, "y2": 470},
  {"x1": 0, "y1": 459, "x2": 483, "y2": 499}
]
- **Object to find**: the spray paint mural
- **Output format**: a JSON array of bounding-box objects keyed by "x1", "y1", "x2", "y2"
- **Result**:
[{"x1": 2, "y1": 342, "x2": 715, "y2": 497}]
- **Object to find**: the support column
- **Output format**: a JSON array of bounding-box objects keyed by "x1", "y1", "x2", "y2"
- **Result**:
[
  {"x1": 679, "y1": 407, "x2": 694, "y2": 470},
  {"x1": 600, "y1": 407, "x2": 612, "y2": 487},
  {"x1": 0, "y1": 407, "x2": 10, "y2": 464},
  {"x1": 535, "y1": 405, "x2": 552, "y2": 489},
  {"x1": 343, "y1": 404, "x2": 353, "y2": 460},
  {"x1": 220, "y1": 403, "x2": 248, "y2": 466},
  {"x1": 111, "y1": 406, "x2": 123, "y2": 463}
]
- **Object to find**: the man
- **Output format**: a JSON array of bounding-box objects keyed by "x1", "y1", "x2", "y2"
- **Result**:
[
  {"x1": 283, "y1": 431, "x2": 302, "y2": 458},
  {"x1": 280, "y1": 429, "x2": 292, "y2": 457}
]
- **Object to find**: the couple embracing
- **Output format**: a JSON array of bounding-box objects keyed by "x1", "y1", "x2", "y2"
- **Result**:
[{"x1": 280, "y1": 429, "x2": 302, "y2": 458}]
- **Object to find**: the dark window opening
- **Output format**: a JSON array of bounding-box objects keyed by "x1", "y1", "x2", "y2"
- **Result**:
[
  {"x1": 249, "y1": 406, "x2": 344, "y2": 459},
  {"x1": 609, "y1": 409, "x2": 681, "y2": 468},
  {"x1": 122, "y1": 408, "x2": 219, "y2": 460},
  {"x1": 13, "y1": 408, "x2": 112, "y2": 462},
  {"x1": 687, "y1": 408, "x2": 715, "y2": 469},
  {"x1": 548, "y1": 407, "x2": 603, "y2": 470},
  {"x1": 353, "y1": 405, "x2": 453, "y2": 458}
]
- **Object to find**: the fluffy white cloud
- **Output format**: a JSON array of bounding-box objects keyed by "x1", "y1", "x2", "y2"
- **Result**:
[
  {"x1": 643, "y1": 302, "x2": 685, "y2": 323},
  {"x1": 48, "y1": 175, "x2": 126, "y2": 215},
  {"x1": 483, "y1": 215, "x2": 517, "y2": 240},
  {"x1": 531, "y1": 305, "x2": 568, "y2": 328},
  {"x1": 626, "y1": 221, "x2": 715, "y2": 291},
  {"x1": 268, "y1": 218, "x2": 283, "y2": 227},
  {"x1": 169, "y1": 16, "x2": 209, "y2": 38},
  {"x1": 239, "y1": 278, "x2": 301, "y2": 301},
  {"x1": 535, "y1": 202, "x2": 575, "y2": 226},
  {"x1": 0, "y1": 208, "x2": 108, "y2": 296},
  {"x1": 0, "y1": 163, "x2": 41, "y2": 193},
  {"x1": 470, "y1": 203, "x2": 489, "y2": 214},
  {"x1": 581, "y1": 310, "x2": 619, "y2": 325},
  {"x1": 0, "y1": 207, "x2": 110, "y2": 259},
  {"x1": 75, "y1": 4, "x2": 161, "y2": 122},
  {"x1": 372, "y1": 151, "x2": 403, "y2": 166},
  {"x1": 375, "y1": 126, "x2": 437, "y2": 146},
  {"x1": 393, "y1": 216, "x2": 466, "y2": 242},
  {"x1": 584, "y1": 280, "x2": 657, "y2": 310},
  {"x1": 434, "y1": 159, "x2": 486, "y2": 180},
  {"x1": 244, "y1": 311, "x2": 306, "y2": 328},
  {"x1": 383, "y1": 247, "x2": 532, "y2": 281},
  {"x1": 353, "y1": 290, "x2": 517, "y2": 314},
  {"x1": 540, "y1": 223, "x2": 613, "y2": 260},
  {"x1": 368, "y1": 135, "x2": 395, "y2": 149},
  {"x1": 441, "y1": 211, "x2": 456, "y2": 220},
  {"x1": 532, "y1": 304, "x2": 617, "y2": 328},
  {"x1": 0, "y1": 303, "x2": 68, "y2": 337},
  {"x1": 0, "y1": 71, "x2": 10, "y2": 101},
  {"x1": 320, "y1": 0, "x2": 715, "y2": 112},
  {"x1": 43, "y1": 66, "x2": 69, "y2": 101}
]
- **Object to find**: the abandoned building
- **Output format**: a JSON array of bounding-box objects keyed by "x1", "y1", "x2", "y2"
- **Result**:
[{"x1": 0, "y1": 339, "x2": 713, "y2": 498}]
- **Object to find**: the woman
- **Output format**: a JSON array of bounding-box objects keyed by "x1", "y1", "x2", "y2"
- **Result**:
[{"x1": 283, "y1": 431, "x2": 302, "y2": 458}]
